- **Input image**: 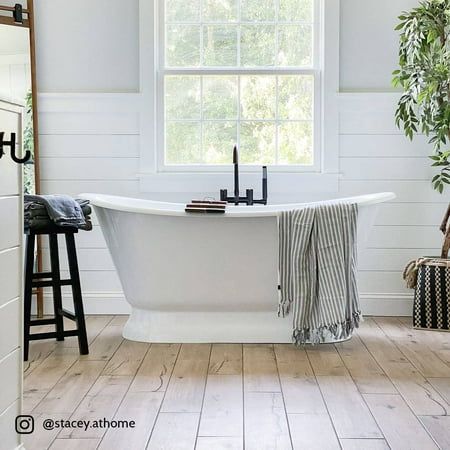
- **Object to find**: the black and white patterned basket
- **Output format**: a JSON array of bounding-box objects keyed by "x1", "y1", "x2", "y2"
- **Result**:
[{"x1": 412, "y1": 259, "x2": 450, "y2": 331}]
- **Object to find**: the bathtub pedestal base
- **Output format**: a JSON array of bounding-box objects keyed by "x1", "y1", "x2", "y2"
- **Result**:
[{"x1": 122, "y1": 308, "x2": 353, "y2": 344}]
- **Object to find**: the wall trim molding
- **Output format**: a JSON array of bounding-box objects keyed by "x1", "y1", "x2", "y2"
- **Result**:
[
  {"x1": 338, "y1": 91, "x2": 401, "y2": 113},
  {"x1": 359, "y1": 293, "x2": 412, "y2": 316},
  {"x1": 37, "y1": 92, "x2": 140, "y2": 113},
  {"x1": 37, "y1": 291, "x2": 413, "y2": 317},
  {"x1": 36, "y1": 292, "x2": 130, "y2": 315},
  {"x1": 139, "y1": 172, "x2": 340, "y2": 194},
  {"x1": 0, "y1": 54, "x2": 30, "y2": 65},
  {"x1": 37, "y1": 90, "x2": 402, "y2": 106}
]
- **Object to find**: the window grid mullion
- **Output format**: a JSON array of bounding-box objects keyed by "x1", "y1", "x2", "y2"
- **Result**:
[
  {"x1": 166, "y1": 119, "x2": 313, "y2": 124},
  {"x1": 199, "y1": 0, "x2": 204, "y2": 66},
  {"x1": 275, "y1": 0, "x2": 279, "y2": 66},
  {"x1": 237, "y1": 0, "x2": 241, "y2": 67},
  {"x1": 165, "y1": 20, "x2": 313, "y2": 26},
  {"x1": 199, "y1": 0, "x2": 204, "y2": 163},
  {"x1": 163, "y1": 68, "x2": 317, "y2": 76},
  {"x1": 237, "y1": 75, "x2": 241, "y2": 155},
  {"x1": 236, "y1": 0, "x2": 241, "y2": 155},
  {"x1": 274, "y1": 0, "x2": 279, "y2": 165},
  {"x1": 275, "y1": 76, "x2": 279, "y2": 165},
  {"x1": 200, "y1": 75, "x2": 204, "y2": 163}
]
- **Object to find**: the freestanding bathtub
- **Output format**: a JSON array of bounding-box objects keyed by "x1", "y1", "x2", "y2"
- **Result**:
[{"x1": 80, "y1": 192, "x2": 395, "y2": 343}]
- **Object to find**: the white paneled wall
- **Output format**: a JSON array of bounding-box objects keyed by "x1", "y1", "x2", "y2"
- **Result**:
[
  {"x1": 37, "y1": 92, "x2": 447, "y2": 316},
  {"x1": 39, "y1": 94, "x2": 140, "y2": 203},
  {"x1": 34, "y1": 0, "x2": 139, "y2": 93},
  {"x1": 38, "y1": 94, "x2": 139, "y2": 314},
  {"x1": 340, "y1": 0, "x2": 419, "y2": 90},
  {"x1": 0, "y1": 101, "x2": 23, "y2": 449},
  {"x1": 339, "y1": 94, "x2": 446, "y2": 314}
]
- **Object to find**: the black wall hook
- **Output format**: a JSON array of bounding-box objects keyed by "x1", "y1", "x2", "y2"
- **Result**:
[
  {"x1": 0, "y1": 132, "x2": 31, "y2": 164},
  {"x1": 0, "y1": 132, "x2": 5, "y2": 159},
  {"x1": 13, "y1": 3, "x2": 23, "y2": 24}
]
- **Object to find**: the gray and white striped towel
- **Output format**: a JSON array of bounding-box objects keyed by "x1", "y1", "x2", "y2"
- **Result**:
[{"x1": 278, "y1": 202, "x2": 361, "y2": 345}]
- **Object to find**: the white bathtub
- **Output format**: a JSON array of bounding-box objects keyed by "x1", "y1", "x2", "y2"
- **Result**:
[{"x1": 80, "y1": 192, "x2": 395, "y2": 343}]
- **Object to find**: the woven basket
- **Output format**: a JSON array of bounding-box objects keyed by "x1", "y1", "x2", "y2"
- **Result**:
[
  {"x1": 410, "y1": 259, "x2": 450, "y2": 330},
  {"x1": 403, "y1": 205, "x2": 450, "y2": 331}
]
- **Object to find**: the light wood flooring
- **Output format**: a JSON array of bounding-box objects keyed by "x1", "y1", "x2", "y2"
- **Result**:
[{"x1": 22, "y1": 316, "x2": 450, "y2": 450}]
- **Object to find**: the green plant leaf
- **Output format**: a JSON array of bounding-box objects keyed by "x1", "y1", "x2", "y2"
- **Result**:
[{"x1": 393, "y1": 0, "x2": 450, "y2": 193}]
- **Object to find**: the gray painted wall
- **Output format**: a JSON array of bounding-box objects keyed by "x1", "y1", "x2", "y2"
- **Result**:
[{"x1": 34, "y1": 0, "x2": 420, "y2": 93}]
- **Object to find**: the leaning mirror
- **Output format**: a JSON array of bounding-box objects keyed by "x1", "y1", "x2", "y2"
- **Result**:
[
  {"x1": 0, "y1": 2, "x2": 38, "y2": 194},
  {"x1": 0, "y1": 1, "x2": 42, "y2": 314}
]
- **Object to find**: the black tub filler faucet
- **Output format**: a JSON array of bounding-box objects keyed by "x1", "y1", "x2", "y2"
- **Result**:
[{"x1": 220, "y1": 146, "x2": 268, "y2": 206}]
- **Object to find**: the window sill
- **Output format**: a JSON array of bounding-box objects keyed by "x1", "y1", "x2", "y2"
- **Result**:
[{"x1": 138, "y1": 171, "x2": 339, "y2": 194}]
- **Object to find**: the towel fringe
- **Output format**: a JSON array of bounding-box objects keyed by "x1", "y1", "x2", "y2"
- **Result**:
[
  {"x1": 277, "y1": 301, "x2": 290, "y2": 318},
  {"x1": 292, "y1": 311, "x2": 362, "y2": 345}
]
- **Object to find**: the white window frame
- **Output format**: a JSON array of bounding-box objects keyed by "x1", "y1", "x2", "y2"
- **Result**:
[{"x1": 138, "y1": 0, "x2": 340, "y2": 194}]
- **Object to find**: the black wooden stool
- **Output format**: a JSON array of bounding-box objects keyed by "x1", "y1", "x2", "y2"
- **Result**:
[{"x1": 24, "y1": 227, "x2": 89, "y2": 361}]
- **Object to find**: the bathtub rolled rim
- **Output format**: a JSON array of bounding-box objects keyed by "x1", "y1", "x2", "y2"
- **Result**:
[{"x1": 78, "y1": 192, "x2": 396, "y2": 218}]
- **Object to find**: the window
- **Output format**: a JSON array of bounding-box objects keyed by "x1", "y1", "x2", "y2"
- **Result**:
[{"x1": 158, "y1": 0, "x2": 320, "y2": 170}]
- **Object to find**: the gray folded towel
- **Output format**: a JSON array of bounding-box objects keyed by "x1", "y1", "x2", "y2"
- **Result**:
[
  {"x1": 24, "y1": 194, "x2": 90, "y2": 230},
  {"x1": 25, "y1": 201, "x2": 92, "y2": 219},
  {"x1": 24, "y1": 216, "x2": 93, "y2": 232}
]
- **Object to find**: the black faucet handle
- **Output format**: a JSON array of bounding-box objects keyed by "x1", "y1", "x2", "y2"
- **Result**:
[
  {"x1": 246, "y1": 189, "x2": 254, "y2": 205},
  {"x1": 262, "y1": 166, "x2": 268, "y2": 201}
]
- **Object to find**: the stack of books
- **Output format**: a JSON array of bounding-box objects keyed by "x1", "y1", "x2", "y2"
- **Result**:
[{"x1": 185, "y1": 200, "x2": 227, "y2": 214}]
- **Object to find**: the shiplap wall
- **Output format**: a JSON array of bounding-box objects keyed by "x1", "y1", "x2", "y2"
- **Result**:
[
  {"x1": 37, "y1": 92, "x2": 447, "y2": 315},
  {"x1": 339, "y1": 93, "x2": 446, "y2": 314},
  {"x1": 37, "y1": 95, "x2": 139, "y2": 314},
  {"x1": 0, "y1": 101, "x2": 23, "y2": 450}
]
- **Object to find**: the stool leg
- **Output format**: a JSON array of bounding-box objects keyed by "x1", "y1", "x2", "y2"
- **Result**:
[
  {"x1": 65, "y1": 233, "x2": 89, "y2": 355},
  {"x1": 23, "y1": 234, "x2": 35, "y2": 362},
  {"x1": 49, "y1": 234, "x2": 65, "y2": 341}
]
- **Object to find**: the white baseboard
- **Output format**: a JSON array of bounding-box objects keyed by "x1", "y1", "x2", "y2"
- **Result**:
[
  {"x1": 33, "y1": 292, "x2": 130, "y2": 315},
  {"x1": 359, "y1": 293, "x2": 413, "y2": 316},
  {"x1": 34, "y1": 291, "x2": 413, "y2": 317}
]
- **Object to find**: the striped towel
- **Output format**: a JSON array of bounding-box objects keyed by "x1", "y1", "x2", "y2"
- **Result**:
[{"x1": 278, "y1": 202, "x2": 361, "y2": 345}]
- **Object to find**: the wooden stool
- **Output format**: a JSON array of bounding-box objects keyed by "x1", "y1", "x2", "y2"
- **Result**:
[{"x1": 23, "y1": 227, "x2": 89, "y2": 361}]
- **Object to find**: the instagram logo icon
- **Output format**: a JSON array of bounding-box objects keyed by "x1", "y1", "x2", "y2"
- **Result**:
[{"x1": 15, "y1": 415, "x2": 34, "y2": 434}]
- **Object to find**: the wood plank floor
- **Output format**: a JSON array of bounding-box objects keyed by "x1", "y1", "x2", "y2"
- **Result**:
[{"x1": 22, "y1": 316, "x2": 450, "y2": 450}]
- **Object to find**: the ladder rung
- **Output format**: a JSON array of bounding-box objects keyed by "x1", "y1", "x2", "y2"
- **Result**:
[
  {"x1": 61, "y1": 309, "x2": 77, "y2": 321},
  {"x1": 32, "y1": 279, "x2": 73, "y2": 288},
  {"x1": 30, "y1": 318, "x2": 56, "y2": 326}
]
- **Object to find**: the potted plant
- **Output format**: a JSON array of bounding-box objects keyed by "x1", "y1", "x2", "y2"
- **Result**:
[
  {"x1": 392, "y1": 0, "x2": 449, "y2": 193},
  {"x1": 395, "y1": 1, "x2": 450, "y2": 331}
]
